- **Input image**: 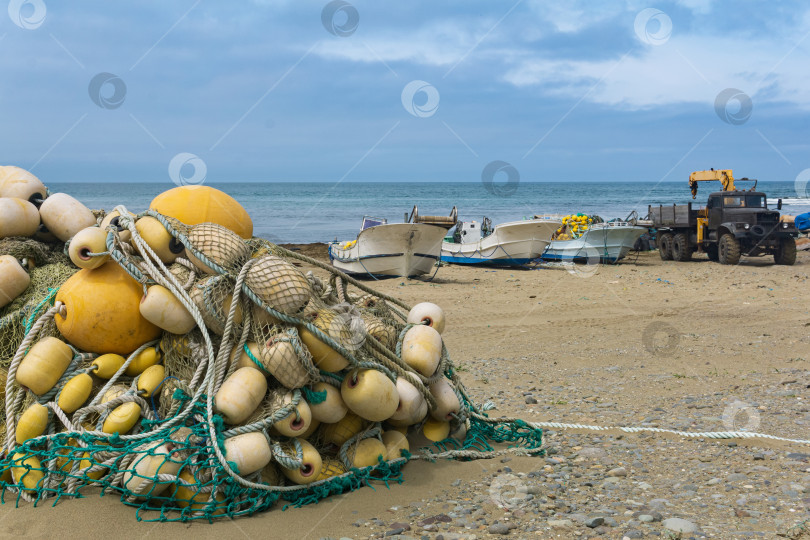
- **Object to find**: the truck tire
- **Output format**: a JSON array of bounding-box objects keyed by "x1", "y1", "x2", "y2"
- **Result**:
[
  {"x1": 705, "y1": 244, "x2": 719, "y2": 261},
  {"x1": 658, "y1": 233, "x2": 673, "y2": 261},
  {"x1": 774, "y1": 236, "x2": 797, "y2": 265},
  {"x1": 672, "y1": 233, "x2": 692, "y2": 261},
  {"x1": 718, "y1": 234, "x2": 741, "y2": 265}
]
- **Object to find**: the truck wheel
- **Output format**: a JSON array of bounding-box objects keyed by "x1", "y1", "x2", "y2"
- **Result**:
[
  {"x1": 705, "y1": 244, "x2": 719, "y2": 261},
  {"x1": 718, "y1": 234, "x2": 741, "y2": 265},
  {"x1": 658, "y1": 233, "x2": 673, "y2": 261},
  {"x1": 672, "y1": 233, "x2": 692, "y2": 261},
  {"x1": 774, "y1": 237, "x2": 797, "y2": 265}
]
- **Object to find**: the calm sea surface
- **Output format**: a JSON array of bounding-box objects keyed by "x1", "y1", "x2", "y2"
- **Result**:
[{"x1": 51, "y1": 181, "x2": 807, "y2": 244}]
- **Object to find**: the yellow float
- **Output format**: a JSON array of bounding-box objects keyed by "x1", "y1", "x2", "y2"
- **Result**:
[
  {"x1": 55, "y1": 262, "x2": 162, "y2": 355},
  {"x1": 68, "y1": 227, "x2": 110, "y2": 269},
  {"x1": 150, "y1": 185, "x2": 253, "y2": 239},
  {"x1": 280, "y1": 439, "x2": 322, "y2": 485},
  {"x1": 340, "y1": 369, "x2": 398, "y2": 422}
]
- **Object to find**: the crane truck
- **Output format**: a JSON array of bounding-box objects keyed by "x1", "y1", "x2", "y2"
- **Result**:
[{"x1": 649, "y1": 169, "x2": 798, "y2": 265}]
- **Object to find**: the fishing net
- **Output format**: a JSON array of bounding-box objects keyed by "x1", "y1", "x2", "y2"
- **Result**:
[{"x1": 0, "y1": 206, "x2": 543, "y2": 522}]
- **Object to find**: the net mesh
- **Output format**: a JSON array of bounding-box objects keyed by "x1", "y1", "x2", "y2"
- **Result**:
[{"x1": 0, "y1": 207, "x2": 543, "y2": 522}]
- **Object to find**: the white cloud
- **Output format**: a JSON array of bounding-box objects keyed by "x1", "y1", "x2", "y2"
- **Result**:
[{"x1": 503, "y1": 33, "x2": 810, "y2": 110}]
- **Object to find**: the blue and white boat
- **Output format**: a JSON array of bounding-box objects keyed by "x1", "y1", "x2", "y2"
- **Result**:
[
  {"x1": 540, "y1": 221, "x2": 647, "y2": 263},
  {"x1": 440, "y1": 216, "x2": 561, "y2": 266}
]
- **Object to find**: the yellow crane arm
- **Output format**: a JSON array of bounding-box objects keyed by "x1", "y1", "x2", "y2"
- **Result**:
[{"x1": 689, "y1": 169, "x2": 735, "y2": 198}]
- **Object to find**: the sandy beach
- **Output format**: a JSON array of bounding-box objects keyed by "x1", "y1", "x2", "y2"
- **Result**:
[{"x1": 2, "y1": 247, "x2": 808, "y2": 539}]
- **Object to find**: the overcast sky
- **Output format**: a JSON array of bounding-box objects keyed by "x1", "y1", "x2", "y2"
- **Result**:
[{"x1": 1, "y1": 0, "x2": 808, "y2": 184}]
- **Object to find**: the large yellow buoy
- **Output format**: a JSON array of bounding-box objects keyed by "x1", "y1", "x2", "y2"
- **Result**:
[
  {"x1": 0, "y1": 166, "x2": 47, "y2": 203},
  {"x1": 16, "y1": 336, "x2": 73, "y2": 395},
  {"x1": 340, "y1": 369, "x2": 398, "y2": 422},
  {"x1": 0, "y1": 198, "x2": 40, "y2": 238},
  {"x1": 0, "y1": 255, "x2": 31, "y2": 309},
  {"x1": 55, "y1": 262, "x2": 162, "y2": 355},
  {"x1": 150, "y1": 185, "x2": 253, "y2": 239},
  {"x1": 38, "y1": 193, "x2": 97, "y2": 242}
]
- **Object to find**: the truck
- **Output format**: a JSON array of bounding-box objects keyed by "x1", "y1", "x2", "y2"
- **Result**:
[{"x1": 649, "y1": 169, "x2": 798, "y2": 265}]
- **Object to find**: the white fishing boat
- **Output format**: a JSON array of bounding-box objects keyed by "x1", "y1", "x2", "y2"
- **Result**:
[
  {"x1": 541, "y1": 221, "x2": 647, "y2": 263},
  {"x1": 329, "y1": 206, "x2": 456, "y2": 278},
  {"x1": 440, "y1": 216, "x2": 561, "y2": 266}
]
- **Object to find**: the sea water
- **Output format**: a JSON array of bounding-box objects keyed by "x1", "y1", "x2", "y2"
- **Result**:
[{"x1": 51, "y1": 181, "x2": 806, "y2": 244}]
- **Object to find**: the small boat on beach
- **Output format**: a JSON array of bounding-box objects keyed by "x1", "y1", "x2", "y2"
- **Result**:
[
  {"x1": 538, "y1": 214, "x2": 647, "y2": 263},
  {"x1": 329, "y1": 206, "x2": 457, "y2": 278},
  {"x1": 540, "y1": 218, "x2": 647, "y2": 263},
  {"x1": 440, "y1": 216, "x2": 561, "y2": 266}
]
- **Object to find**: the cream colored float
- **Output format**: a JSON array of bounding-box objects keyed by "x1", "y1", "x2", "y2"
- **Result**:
[
  {"x1": 387, "y1": 378, "x2": 428, "y2": 427},
  {"x1": 258, "y1": 338, "x2": 308, "y2": 389},
  {"x1": 189, "y1": 276, "x2": 243, "y2": 335},
  {"x1": 214, "y1": 367, "x2": 267, "y2": 424},
  {"x1": 139, "y1": 284, "x2": 197, "y2": 334},
  {"x1": 321, "y1": 411, "x2": 366, "y2": 446},
  {"x1": 245, "y1": 255, "x2": 311, "y2": 314},
  {"x1": 38, "y1": 193, "x2": 96, "y2": 242},
  {"x1": 346, "y1": 438, "x2": 386, "y2": 468},
  {"x1": 271, "y1": 392, "x2": 312, "y2": 437},
  {"x1": 224, "y1": 432, "x2": 272, "y2": 475},
  {"x1": 407, "y1": 302, "x2": 446, "y2": 334},
  {"x1": 184, "y1": 222, "x2": 250, "y2": 274},
  {"x1": 381, "y1": 430, "x2": 409, "y2": 460},
  {"x1": 299, "y1": 310, "x2": 349, "y2": 372},
  {"x1": 123, "y1": 441, "x2": 182, "y2": 498},
  {"x1": 68, "y1": 227, "x2": 110, "y2": 269},
  {"x1": 340, "y1": 368, "x2": 398, "y2": 422},
  {"x1": 0, "y1": 198, "x2": 40, "y2": 238},
  {"x1": 400, "y1": 325, "x2": 443, "y2": 376},
  {"x1": 279, "y1": 439, "x2": 322, "y2": 485},
  {"x1": 364, "y1": 316, "x2": 396, "y2": 348},
  {"x1": 0, "y1": 166, "x2": 47, "y2": 203},
  {"x1": 307, "y1": 382, "x2": 348, "y2": 424},
  {"x1": 135, "y1": 216, "x2": 183, "y2": 264},
  {"x1": 100, "y1": 210, "x2": 133, "y2": 242},
  {"x1": 16, "y1": 336, "x2": 73, "y2": 395},
  {"x1": 428, "y1": 377, "x2": 461, "y2": 421},
  {"x1": 0, "y1": 255, "x2": 31, "y2": 309}
]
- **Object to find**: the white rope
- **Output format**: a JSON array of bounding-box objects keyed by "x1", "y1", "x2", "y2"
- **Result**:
[{"x1": 528, "y1": 421, "x2": 810, "y2": 446}]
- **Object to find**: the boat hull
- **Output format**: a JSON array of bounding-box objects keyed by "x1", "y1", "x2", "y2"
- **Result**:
[
  {"x1": 541, "y1": 223, "x2": 647, "y2": 263},
  {"x1": 329, "y1": 223, "x2": 447, "y2": 278},
  {"x1": 440, "y1": 219, "x2": 560, "y2": 266}
]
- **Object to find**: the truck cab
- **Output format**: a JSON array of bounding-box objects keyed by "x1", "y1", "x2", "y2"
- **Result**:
[{"x1": 706, "y1": 191, "x2": 781, "y2": 237}]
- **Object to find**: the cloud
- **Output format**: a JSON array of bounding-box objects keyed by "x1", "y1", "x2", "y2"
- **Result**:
[{"x1": 503, "y1": 33, "x2": 810, "y2": 110}]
